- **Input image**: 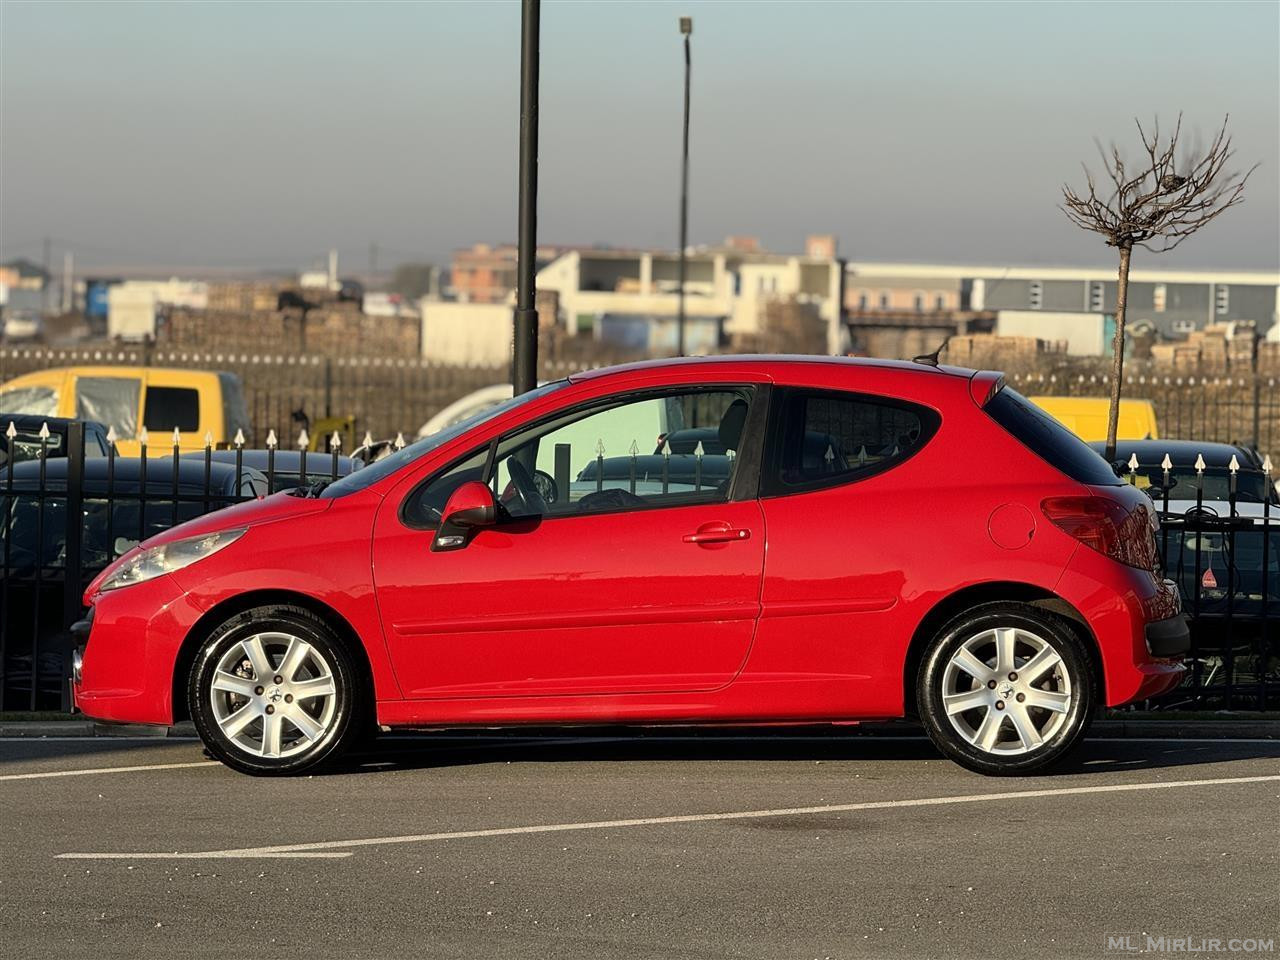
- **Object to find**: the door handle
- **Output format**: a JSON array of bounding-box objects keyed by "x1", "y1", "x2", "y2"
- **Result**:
[{"x1": 683, "y1": 523, "x2": 751, "y2": 544}]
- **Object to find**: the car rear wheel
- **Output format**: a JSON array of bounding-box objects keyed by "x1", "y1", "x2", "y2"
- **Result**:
[
  {"x1": 188, "y1": 605, "x2": 362, "y2": 776},
  {"x1": 917, "y1": 602, "x2": 1095, "y2": 776}
]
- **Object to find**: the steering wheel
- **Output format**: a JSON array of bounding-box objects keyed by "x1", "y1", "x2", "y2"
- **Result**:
[{"x1": 505, "y1": 458, "x2": 548, "y2": 516}]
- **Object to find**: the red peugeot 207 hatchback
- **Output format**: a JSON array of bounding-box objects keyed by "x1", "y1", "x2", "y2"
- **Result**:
[{"x1": 72, "y1": 356, "x2": 1187, "y2": 776}]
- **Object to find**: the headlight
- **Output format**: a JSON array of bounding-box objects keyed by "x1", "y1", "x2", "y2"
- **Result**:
[{"x1": 99, "y1": 528, "x2": 246, "y2": 591}]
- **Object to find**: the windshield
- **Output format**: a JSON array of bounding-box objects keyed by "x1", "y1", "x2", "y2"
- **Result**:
[{"x1": 319, "y1": 380, "x2": 568, "y2": 499}]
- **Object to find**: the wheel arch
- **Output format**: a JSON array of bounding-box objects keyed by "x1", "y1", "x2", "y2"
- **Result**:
[
  {"x1": 901, "y1": 581, "x2": 1101, "y2": 718},
  {"x1": 171, "y1": 589, "x2": 376, "y2": 723}
]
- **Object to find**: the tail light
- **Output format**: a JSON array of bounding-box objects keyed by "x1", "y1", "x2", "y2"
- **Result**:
[{"x1": 1041, "y1": 496, "x2": 1158, "y2": 571}]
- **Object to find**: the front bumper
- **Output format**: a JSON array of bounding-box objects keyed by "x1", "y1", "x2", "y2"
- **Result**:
[{"x1": 72, "y1": 574, "x2": 204, "y2": 725}]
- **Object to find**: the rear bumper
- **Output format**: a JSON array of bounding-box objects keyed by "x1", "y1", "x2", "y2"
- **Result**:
[
  {"x1": 1145, "y1": 614, "x2": 1191, "y2": 658},
  {"x1": 1057, "y1": 553, "x2": 1186, "y2": 707}
]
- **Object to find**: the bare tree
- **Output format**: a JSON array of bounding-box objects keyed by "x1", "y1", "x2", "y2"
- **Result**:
[{"x1": 1061, "y1": 114, "x2": 1255, "y2": 460}]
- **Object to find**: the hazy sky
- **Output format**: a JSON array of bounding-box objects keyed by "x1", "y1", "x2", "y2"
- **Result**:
[{"x1": 2, "y1": 0, "x2": 1277, "y2": 276}]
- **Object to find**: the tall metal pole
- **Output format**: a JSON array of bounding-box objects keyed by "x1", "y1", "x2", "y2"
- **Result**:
[
  {"x1": 676, "y1": 17, "x2": 692, "y2": 357},
  {"x1": 41, "y1": 236, "x2": 51, "y2": 316},
  {"x1": 513, "y1": 0, "x2": 540, "y2": 395}
]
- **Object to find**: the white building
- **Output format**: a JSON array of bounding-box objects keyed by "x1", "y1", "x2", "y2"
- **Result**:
[
  {"x1": 536, "y1": 237, "x2": 845, "y2": 354},
  {"x1": 995, "y1": 310, "x2": 1111, "y2": 356},
  {"x1": 107, "y1": 279, "x2": 208, "y2": 341},
  {"x1": 363, "y1": 292, "x2": 420, "y2": 319},
  {"x1": 844, "y1": 262, "x2": 1280, "y2": 344},
  {"x1": 419, "y1": 300, "x2": 513, "y2": 367}
]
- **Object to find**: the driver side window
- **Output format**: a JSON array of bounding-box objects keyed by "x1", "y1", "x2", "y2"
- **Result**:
[
  {"x1": 402, "y1": 448, "x2": 489, "y2": 527},
  {"x1": 493, "y1": 388, "x2": 752, "y2": 519}
]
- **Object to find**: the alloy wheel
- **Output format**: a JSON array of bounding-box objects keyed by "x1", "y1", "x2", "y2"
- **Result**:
[
  {"x1": 940, "y1": 626, "x2": 1073, "y2": 755},
  {"x1": 209, "y1": 632, "x2": 338, "y2": 759}
]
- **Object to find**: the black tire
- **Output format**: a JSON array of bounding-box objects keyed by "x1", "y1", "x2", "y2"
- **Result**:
[
  {"x1": 188, "y1": 604, "x2": 364, "y2": 776},
  {"x1": 917, "y1": 602, "x2": 1096, "y2": 776}
]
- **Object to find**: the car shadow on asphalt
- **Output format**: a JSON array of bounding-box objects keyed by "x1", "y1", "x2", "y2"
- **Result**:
[{"x1": 329, "y1": 728, "x2": 1280, "y2": 780}]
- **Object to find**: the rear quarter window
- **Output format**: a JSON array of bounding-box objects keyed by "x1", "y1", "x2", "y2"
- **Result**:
[
  {"x1": 985, "y1": 388, "x2": 1120, "y2": 486},
  {"x1": 144, "y1": 386, "x2": 201, "y2": 433},
  {"x1": 765, "y1": 389, "x2": 940, "y2": 495}
]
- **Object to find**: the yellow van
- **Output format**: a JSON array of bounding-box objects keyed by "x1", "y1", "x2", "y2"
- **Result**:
[
  {"x1": 0, "y1": 367, "x2": 251, "y2": 456},
  {"x1": 1027, "y1": 396, "x2": 1159, "y2": 442}
]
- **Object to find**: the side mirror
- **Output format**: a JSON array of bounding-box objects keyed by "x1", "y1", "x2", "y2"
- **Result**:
[{"x1": 432, "y1": 481, "x2": 497, "y2": 552}]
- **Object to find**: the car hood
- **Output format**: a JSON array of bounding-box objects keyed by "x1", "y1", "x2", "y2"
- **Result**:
[
  {"x1": 148, "y1": 491, "x2": 334, "y2": 547},
  {"x1": 83, "y1": 493, "x2": 333, "y2": 604}
]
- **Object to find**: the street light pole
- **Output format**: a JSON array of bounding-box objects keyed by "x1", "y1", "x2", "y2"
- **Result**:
[
  {"x1": 676, "y1": 16, "x2": 692, "y2": 357},
  {"x1": 513, "y1": 0, "x2": 541, "y2": 396}
]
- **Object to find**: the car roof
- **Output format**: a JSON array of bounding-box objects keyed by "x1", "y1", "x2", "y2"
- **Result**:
[
  {"x1": 187, "y1": 449, "x2": 357, "y2": 474},
  {"x1": 6, "y1": 456, "x2": 264, "y2": 491},
  {"x1": 1088, "y1": 439, "x2": 1264, "y2": 469},
  {"x1": 2, "y1": 414, "x2": 107, "y2": 433},
  {"x1": 566, "y1": 354, "x2": 979, "y2": 383}
]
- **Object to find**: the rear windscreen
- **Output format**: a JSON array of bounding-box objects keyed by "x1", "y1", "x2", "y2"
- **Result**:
[{"x1": 984, "y1": 387, "x2": 1121, "y2": 486}]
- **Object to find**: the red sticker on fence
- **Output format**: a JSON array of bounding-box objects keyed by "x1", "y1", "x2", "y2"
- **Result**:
[{"x1": 1201, "y1": 568, "x2": 1218, "y2": 589}]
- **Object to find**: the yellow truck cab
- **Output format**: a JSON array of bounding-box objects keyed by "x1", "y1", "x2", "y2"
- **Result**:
[
  {"x1": 1027, "y1": 396, "x2": 1159, "y2": 442},
  {"x1": 0, "y1": 367, "x2": 251, "y2": 456}
]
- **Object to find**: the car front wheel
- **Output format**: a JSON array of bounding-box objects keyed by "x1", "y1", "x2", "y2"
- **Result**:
[
  {"x1": 188, "y1": 605, "x2": 361, "y2": 776},
  {"x1": 917, "y1": 602, "x2": 1095, "y2": 776}
]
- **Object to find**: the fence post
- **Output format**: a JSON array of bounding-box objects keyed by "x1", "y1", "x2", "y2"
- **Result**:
[
  {"x1": 61, "y1": 421, "x2": 84, "y2": 711},
  {"x1": 1252, "y1": 374, "x2": 1262, "y2": 449}
]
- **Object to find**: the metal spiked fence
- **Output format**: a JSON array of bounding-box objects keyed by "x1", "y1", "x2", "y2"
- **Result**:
[
  {"x1": 0, "y1": 421, "x2": 355, "y2": 711},
  {"x1": 1118, "y1": 450, "x2": 1278, "y2": 709}
]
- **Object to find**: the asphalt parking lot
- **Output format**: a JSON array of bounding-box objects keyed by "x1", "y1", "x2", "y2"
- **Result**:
[{"x1": 3, "y1": 732, "x2": 1278, "y2": 960}]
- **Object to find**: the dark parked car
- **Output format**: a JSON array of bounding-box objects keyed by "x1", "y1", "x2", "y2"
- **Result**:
[
  {"x1": 1092, "y1": 440, "x2": 1279, "y2": 693},
  {"x1": 182, "y1": 449, "x2": 359, "y2": 493},
  {"x1": 1, "y1": 414, "x2": 111, "y2": 467},
  {"x1": 1090, "y1": 440, "x2": 1278, "y2": 510},
  {"x1": 1, "y1": 458, "x2": 267, "y2": 709}
]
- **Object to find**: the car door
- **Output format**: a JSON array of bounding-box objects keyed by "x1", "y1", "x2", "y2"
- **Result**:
[
  {"x1": 752, "y1": 387, "x2": 941, "y2": 714},
  {"x1": 372, "y1": 384, "x2": 768, "y2": 699}
]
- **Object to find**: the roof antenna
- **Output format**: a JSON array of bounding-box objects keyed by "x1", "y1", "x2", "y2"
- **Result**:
[{"x1": 912, "y1": 336, "x2": 950, "y2": 367}]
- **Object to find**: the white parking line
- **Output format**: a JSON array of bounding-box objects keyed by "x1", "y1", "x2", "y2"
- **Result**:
[
  {"x1": 0, "y1": 761, "x2": 217, "y2": 782},
  {"x1": 56, "y1": 772, "x2": 1280, "y2": 860}
]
